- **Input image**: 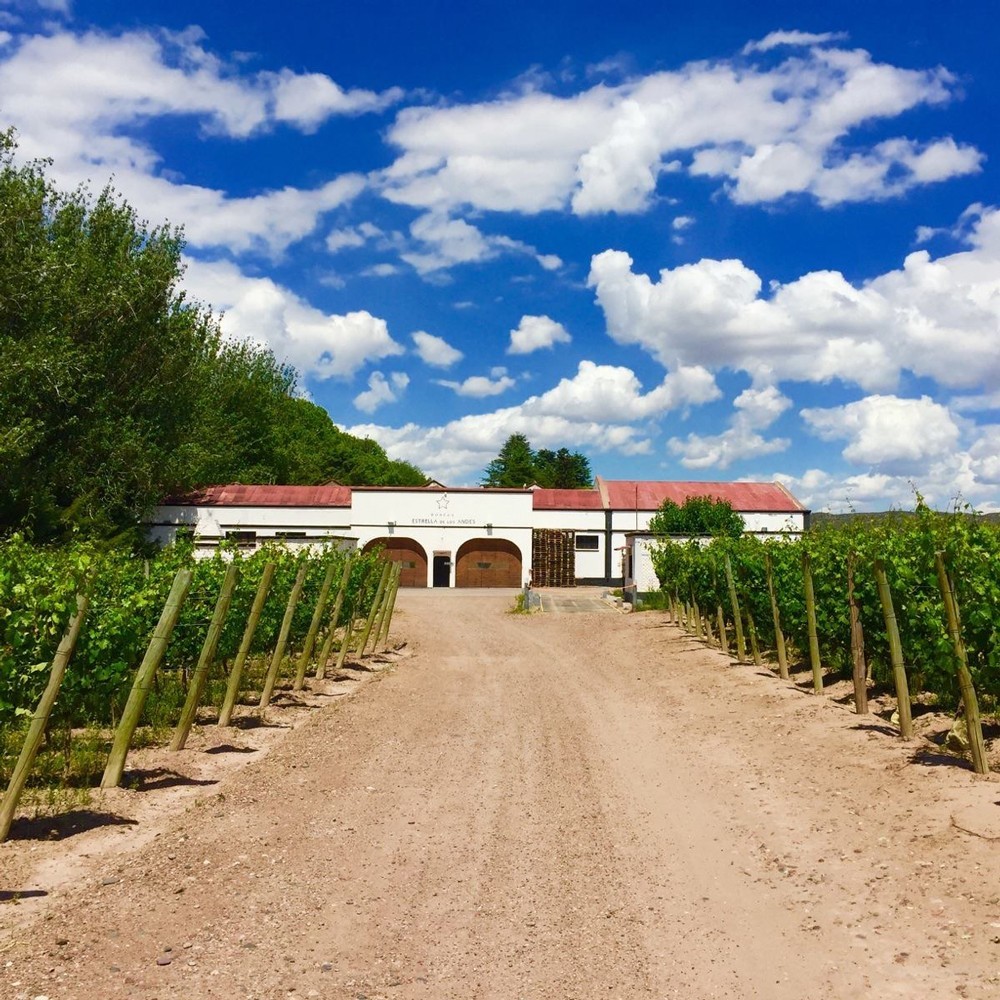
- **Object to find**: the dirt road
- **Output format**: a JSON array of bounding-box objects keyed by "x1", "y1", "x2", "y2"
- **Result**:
[{"x1": 3, "y1": 589, "x2": 999, "y2": 999}]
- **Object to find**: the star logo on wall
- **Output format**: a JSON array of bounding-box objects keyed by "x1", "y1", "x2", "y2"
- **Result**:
[{"x1": 436, "y1": 493, "x2": 450, "y2": 510}]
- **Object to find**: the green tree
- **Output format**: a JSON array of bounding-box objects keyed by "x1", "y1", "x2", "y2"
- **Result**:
[
  {"x1": 481, "y1": 435, "x2": 592, "y2": 488},
  {"x1": 534, "y1": 447, "x2": 592, "y2": 488},
  {"x1": 648, "y1": 496, "x2": 745, "y2": 538},
  {"x1": 481, "y1": 433, "x2": 537, "y2": 487},
  {"x1": 0, "y1": 130, "x2": 219, "y2": 539},
  {"x1": 0, "y1": 129, "x2": 427, "y2": 541}
]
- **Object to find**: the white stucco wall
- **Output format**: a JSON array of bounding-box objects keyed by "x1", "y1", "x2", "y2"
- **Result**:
[
  {"x1": 147, "y1": 503, "x2": 353, "y2": 556},
  {"x1": 625, "y1": 536, "x2": 662, "y2": 593},
  {"x1": 351, "y1": 489, "x2": 533, "y2": 587},
  {"x1": 148, "y1": 489, "x2": 805, "y2": 579},
  {"x1": 531, "y1": 507, "x2": 607, "y2": 581}
]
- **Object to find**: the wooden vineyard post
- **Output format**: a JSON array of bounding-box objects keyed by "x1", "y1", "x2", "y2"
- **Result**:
[
  {"x1": 259, "y1": 563, "x2": 308, "y2": 711},
  {"x1": 846, "y1": 552, "x2": 868, "y2": 715},
  {"x1": 102, "y1": 569, "x2": 193, "y2": 788},
  {"x1": 717, "y1": 606, "x2": 729, "y2": 656},
  {"x1": 218, "y1": 562, "x2": 276, "y2": 727},
  {"x1": 692, "y1": 598, "x2": 703, "y2": 640},
  {"x1": 0, "y1": 592, "x2": 90, "y2": 843},
  {"x1": 872, "y1": 560, "x2": 912, "y2": 740},
  {"x1": 703, "y1": 608, "x2": 716, "y2": 647},
  {"x1": 723, "y1": 555, "x2": 746, "y2": 663},
  {"x1": 357, "y1": 561, "x2": 393, "y2": 657},
  {"x1": 293, "y1": 562, "x2": 337, "y2": 691},
  {"x1": 171, "y1": 564, "x2": 239, "y2": 750},
  {"x1": 333, "y1": 615, "x2": 356, "y2": 673},
  {"x1": 370, "y1": 562, "x2": 398, "y2": 653},
  {"x1": 802, "y1": 552, "x2": 823, "y2": 694},
  {"x1": 934, "y1": 552, "x2": 989, "y2": 774},
  {"x1": 375, "y1": 562, "x2": 402, "y2": 651},
  {"x1": 746, "y1": 611, "x2": 762, "y2": 667},
  {"x1": 765, "y1": 553, "x2": 789, "y2": 680},
  {"x1": 315, "y1": 554, "x2": 355, "y2": 679}
]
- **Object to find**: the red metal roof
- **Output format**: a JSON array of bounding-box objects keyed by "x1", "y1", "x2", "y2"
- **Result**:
[
  {"x1": 169, "y1": 484, "x2": 352, "y2": 507},
  {"x1": 532, "y1": 488, "x2": 604, "y2": 510},
  {"x1": 165, "y1": 479, "x2": 805, "y2": 513},
  {"x1": 596, "y1": 478, "x2": 806, "y2": 513}
]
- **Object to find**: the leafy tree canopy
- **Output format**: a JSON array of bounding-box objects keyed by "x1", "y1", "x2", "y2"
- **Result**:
[
  {"x1": 0, "y1": 130, "x2": 424, "y2": 543},
  {"x1": 480, "y1": 434, "x2": 592, "y2": 488},
  {"x1": 647, "y1": 495, "x2": 745, "y2": 538}
]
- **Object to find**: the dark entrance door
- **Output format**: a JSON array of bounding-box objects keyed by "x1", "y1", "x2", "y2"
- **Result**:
[{"x1": 432, "y1": 554, "x2": 451, "y2": 587}]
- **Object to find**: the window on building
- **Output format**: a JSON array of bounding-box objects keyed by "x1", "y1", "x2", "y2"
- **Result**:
[
  {"x1": 575, "y1": 534, "x2": 600, "y2": 551},
  {"x1": 275, "y1": 531, "x2": 307, "y2": 540},
  {"x1": 225, "y1": 530, "x2": 257, "y2": 548}
]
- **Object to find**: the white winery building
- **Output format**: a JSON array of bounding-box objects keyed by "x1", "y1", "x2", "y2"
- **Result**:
[{"x1": 149, "y1": 477, "x2": 807, "y2": 589}]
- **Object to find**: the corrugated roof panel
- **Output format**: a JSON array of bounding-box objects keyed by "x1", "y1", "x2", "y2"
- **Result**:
[
  {"x1": 598, "y1": 479, "x2": 806, "y2": 513},
  {"x1": 532, "y1": 488, "x2": 604, "y2": 510},
  {"x1": 171, "y1": 484, "x2": 352, "y2": 507}
]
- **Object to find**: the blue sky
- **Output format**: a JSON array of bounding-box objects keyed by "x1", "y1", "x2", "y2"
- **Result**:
[{"x1": 3, "y1": 0, "x2": 1000, "y2": 510}]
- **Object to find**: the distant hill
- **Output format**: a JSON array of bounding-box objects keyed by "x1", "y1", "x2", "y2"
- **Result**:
[{"x1": 810, "y1": 510, "x2": 1000, "y2": 530}]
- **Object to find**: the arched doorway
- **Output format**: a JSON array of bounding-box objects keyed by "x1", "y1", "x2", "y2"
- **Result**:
[
  {"x1": 455, "y1": 538, "x2": 522, "y2": 588},
  {"x1": 362, "y1": 537, "x2": 428, "y2": 588}
]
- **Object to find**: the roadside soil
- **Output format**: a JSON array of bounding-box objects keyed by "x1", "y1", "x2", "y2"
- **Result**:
[{"x1": 2, "y1": 588, "x2": 999, "y2": 999}]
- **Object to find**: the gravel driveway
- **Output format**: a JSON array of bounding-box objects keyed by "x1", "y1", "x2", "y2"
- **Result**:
[{"x1": 2, "y1": 590, "x2": 999, "y2": 999}]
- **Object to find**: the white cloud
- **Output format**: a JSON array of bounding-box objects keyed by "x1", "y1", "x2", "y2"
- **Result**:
[
  {"x1": 669, "y1": 386, "x2": 791, "y2": 469},
  {"x1": 124, "y1": 171, "x2": 365, "y2": 257},
  {"x1": 268, "y1": 69, "x2": 403, "y2": 130},
  {"x1": 507, "y1": 314, "x2": 572, "y2": 354},
  {"x1": 436, "y1": 372, "x2": 516, "y2": 397},
  {"x1": 589, "y1": 205, "x2": 1000, "y2": 392},
  {"x1": 326, "y1": 227, "x2": 368, "y2": 252},
  {"x1": 672, "y1": 215, "x2": 694, "y2": 231},
  {"x1": 347, "y1": 408, "x2": 652, "y2": 484},
  {"x1": 400, "y1": 210, "x2": 557, "y2": 275},
  {"x1": 353, "y1": 371, "x2": 409, "y2": 413},
  {"x1": 362, "y1": 263, "x2": 401, "y2": 277},
  {"x1": 345, "y1": 360, "x2": 717, "y2": 481},
  {"x1": 522, "y1": 360, "x2": 719, "y2": 422},
  {"x1": 381, "y1": 39, "x2": 976, "y2": 216},
  {"x1": 742, "y1": 31, "x2": 849, "y2": 54},
  {"x1": 802, "y1": 394, "x2": 960, "y2": 468},
  {"x1": 771, "y1": 453, "x2": 1000, "y2": 514},
  {"x1": 411, "y1": 330, "x2": 463, "y2": 368},
  {"x1": 181, "y1": 257, "x2": 404, "y2": 379},
  {"x1": 0, "y1": 26, "x2": 389, "y2": 256}
]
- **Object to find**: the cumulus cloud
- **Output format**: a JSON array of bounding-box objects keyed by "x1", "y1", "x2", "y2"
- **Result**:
[
  {"x1": 344, "y1": 360, "x2": 717, "y2": 481},
  {"x1": 411, "y1": 331, "x2": 463, "y2": 367},
  {"x1": 522, "y1": 360, "x2": 719, "y2": 422},
  {"x1": 436, "y1": 371, "x2": 516, "y2": 397},
  {"x1": 381, "y1": 39, "x2": 977, "y2": 217},
  {"x1": 802, "y1": 394, "x2": 960, "y2": 468},
  {"x1": 181, "y1": 257, "x2": 404, "y2": 379},
  {"x1": 268, "y1": 69, "x2": 403, "y2": 130},
  {"x1": 589, "y1": 205, "x2": 1000, "y2": 392},
  {"x1": 507, "y1": 315, "x2": 572, "y2": 354},
  {"x1": 669, "y1": 386, "x2": 791, "y2": 469},
  {"x1": 0, "y1": 26, "x2": 391, "y2": 256},
  {"x1": 354, "y1": 371, "x2": 409, "y2": 413},
  {"x1": 400, "y1": 210, "x2": 558, "y2": 275},
  {"x1": 772, "y1": 449, "x2": 1000, "y2": 514},
  {"x1": 346, "y1": 410, "x2": 652, "y2": 484}
]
